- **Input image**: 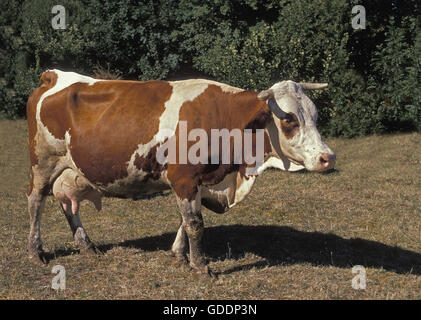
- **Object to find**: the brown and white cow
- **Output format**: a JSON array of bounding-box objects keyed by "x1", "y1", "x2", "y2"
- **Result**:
[{"x1": 26, "y1": 69, "x2": 335, "y2": 277}]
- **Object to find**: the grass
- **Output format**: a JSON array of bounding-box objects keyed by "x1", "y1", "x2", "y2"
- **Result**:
[{"x1": 0, "y1": 119, "x2": 420, "y2": 299}]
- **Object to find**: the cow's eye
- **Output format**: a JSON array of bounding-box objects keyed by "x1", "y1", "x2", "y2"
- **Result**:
[{"x1": 282, "y1": 116, "x2": 294, "y2": 124}]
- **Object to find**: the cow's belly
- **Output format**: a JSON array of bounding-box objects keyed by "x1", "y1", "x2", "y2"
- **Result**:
[
  {"x1": 98, "y1": 171, "x2": 171, "y2": 199},
  {"x1": 64, "y1": 137, "x2": 171, "y2": 199}
]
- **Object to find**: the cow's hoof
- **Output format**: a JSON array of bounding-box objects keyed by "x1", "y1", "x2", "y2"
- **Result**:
[
  {"x1": 192, "y1": 265, "x2": 217, "y2": 280},
  {"x1": 171, "y1": 251, "x2": 188, "y2": 266},
  {"x1": 172, "y1": 256, "x2": 188, "y2": 267},
  {"x1": 79, "y1": 243, "x2": 101, "y2": 255},
  {"x1": 29, "y1": 251, "x2": 48, "y2": 265}
]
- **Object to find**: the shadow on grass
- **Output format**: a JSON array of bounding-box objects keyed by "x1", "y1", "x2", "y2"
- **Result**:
[
  {"x1": 50, "y1": 225, "x2": 421, "y2": 275},
  {"x1": 264, "y1": 167, "x2": 339, "y2": 175},
  {"x1": 92, "y1": 225, "x2": 421, "y2": 276},
  {"x1": 44, "y1": 247, "x2": 80, "y2": 262}
]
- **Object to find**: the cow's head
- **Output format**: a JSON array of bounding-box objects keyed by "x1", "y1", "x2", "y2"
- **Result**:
[{"x1": 258, "y1": 81, "x2": 335, "y2": 172}]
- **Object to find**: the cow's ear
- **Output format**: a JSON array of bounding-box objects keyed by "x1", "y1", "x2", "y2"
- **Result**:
[{"x1": 257, "y1": 89, "x2": 274, "y2": 100}]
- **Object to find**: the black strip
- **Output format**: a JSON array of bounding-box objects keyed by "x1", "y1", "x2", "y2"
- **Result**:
[{"x1": 0, "y1": 300, "x2": 413, "y2": 318}]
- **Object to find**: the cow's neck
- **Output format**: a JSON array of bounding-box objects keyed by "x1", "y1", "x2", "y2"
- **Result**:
[{"x1": 241, "y1": 93, "x2": 278, "y2": 177}]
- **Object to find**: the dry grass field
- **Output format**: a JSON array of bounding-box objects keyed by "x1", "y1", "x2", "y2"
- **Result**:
[{"x1": 0, "y1": 119, "x2": 420, "y2": 299}]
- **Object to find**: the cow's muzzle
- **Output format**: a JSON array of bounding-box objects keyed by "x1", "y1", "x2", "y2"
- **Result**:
[{"x1": 317, "y1": 153, "x2": 336, "y2": 171}]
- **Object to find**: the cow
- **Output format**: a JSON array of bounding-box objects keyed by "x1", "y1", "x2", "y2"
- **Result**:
[{"x1": 26, "y1": 69, "x2": 335, "y2": 277}]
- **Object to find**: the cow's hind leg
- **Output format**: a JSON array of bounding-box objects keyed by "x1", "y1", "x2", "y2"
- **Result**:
[
  {"x1": 175, "y1": 188, "x2": 214, "y2": 278},
  {"x1": 27, "y1": 169, "x2": 51, "y2": 264},
  {"x1": 60, "y1": 203, "x2": 98, "y2": 254}
]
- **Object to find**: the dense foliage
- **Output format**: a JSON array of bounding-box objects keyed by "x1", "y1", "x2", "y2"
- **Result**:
[{"x1": 1, "y1": 0, "x2": 420, "y2": 136}]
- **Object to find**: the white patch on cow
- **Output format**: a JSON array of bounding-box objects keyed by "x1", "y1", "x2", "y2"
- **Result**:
[
  {"x1": 171, "y1": 224, "x2": 187, "y2": 254},
  {"x1": 64, "y1": 130, "x2": 77, "y2": 166},
  {"x1": 233, "y1": 174, "x2": 256, "y2": 205}
]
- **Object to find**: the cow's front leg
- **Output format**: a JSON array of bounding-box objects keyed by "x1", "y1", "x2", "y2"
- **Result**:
[
  {"x1": 175, "y1": 188, "x2": 214, "y2": 278},
  {"x1": 171, "y1": 221, "x2": 188, "y2": 264}
]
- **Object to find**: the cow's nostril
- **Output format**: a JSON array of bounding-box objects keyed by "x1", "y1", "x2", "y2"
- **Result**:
[
  {"x1": 319, "y1": 153, "x2": 335, "y2": 169},
  {"x1": 320, "y1": 155, "x2": 329, "y2": 164}
]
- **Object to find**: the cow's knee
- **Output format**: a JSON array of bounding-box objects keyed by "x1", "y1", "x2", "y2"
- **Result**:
[{"x1": 184, "y1": 216, "x2": 204, "y2": 241}]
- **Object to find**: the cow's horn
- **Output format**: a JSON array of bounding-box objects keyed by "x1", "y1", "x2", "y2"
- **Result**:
[
  {"x1": 257, "y1": 89, "x2": 274, "y2": 100},
  {"x1": 299, "y1": 82, "x2": 328, "y2": 90},
  {"x1": 257, "y1": 89, "x2": 273, "y2": 100}
]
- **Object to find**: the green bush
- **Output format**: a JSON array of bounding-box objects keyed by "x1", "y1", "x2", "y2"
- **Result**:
[
  {"x1": 372, "y1": 17, "x2": 421, "y2": 132},
  {"x1": 1, "y1": 0, "x2": 90, "y2": 117},
  {"x1": 0, "y1": 0, "x2": 419, "y2": 137},
  {"x1": 83, "y1": 0, "x2": 181, "y2": 80}
]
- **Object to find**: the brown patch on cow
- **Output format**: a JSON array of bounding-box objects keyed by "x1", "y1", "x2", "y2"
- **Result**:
[
  {"x1": 280, "y1": 113, "x2": 299, "y2": 139},
  {"x1": 39, "y1": 89, "x2": 71, "y2": 140},
  {"x1": 133, "y1": 145, "x2": 168, "y2": 183},
  {"x1": 40, "y1": 79, "x2": 172, "y2": 184},
  {"x1": 166, "y1": 85, "x2": 271, "y2": 201}
]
